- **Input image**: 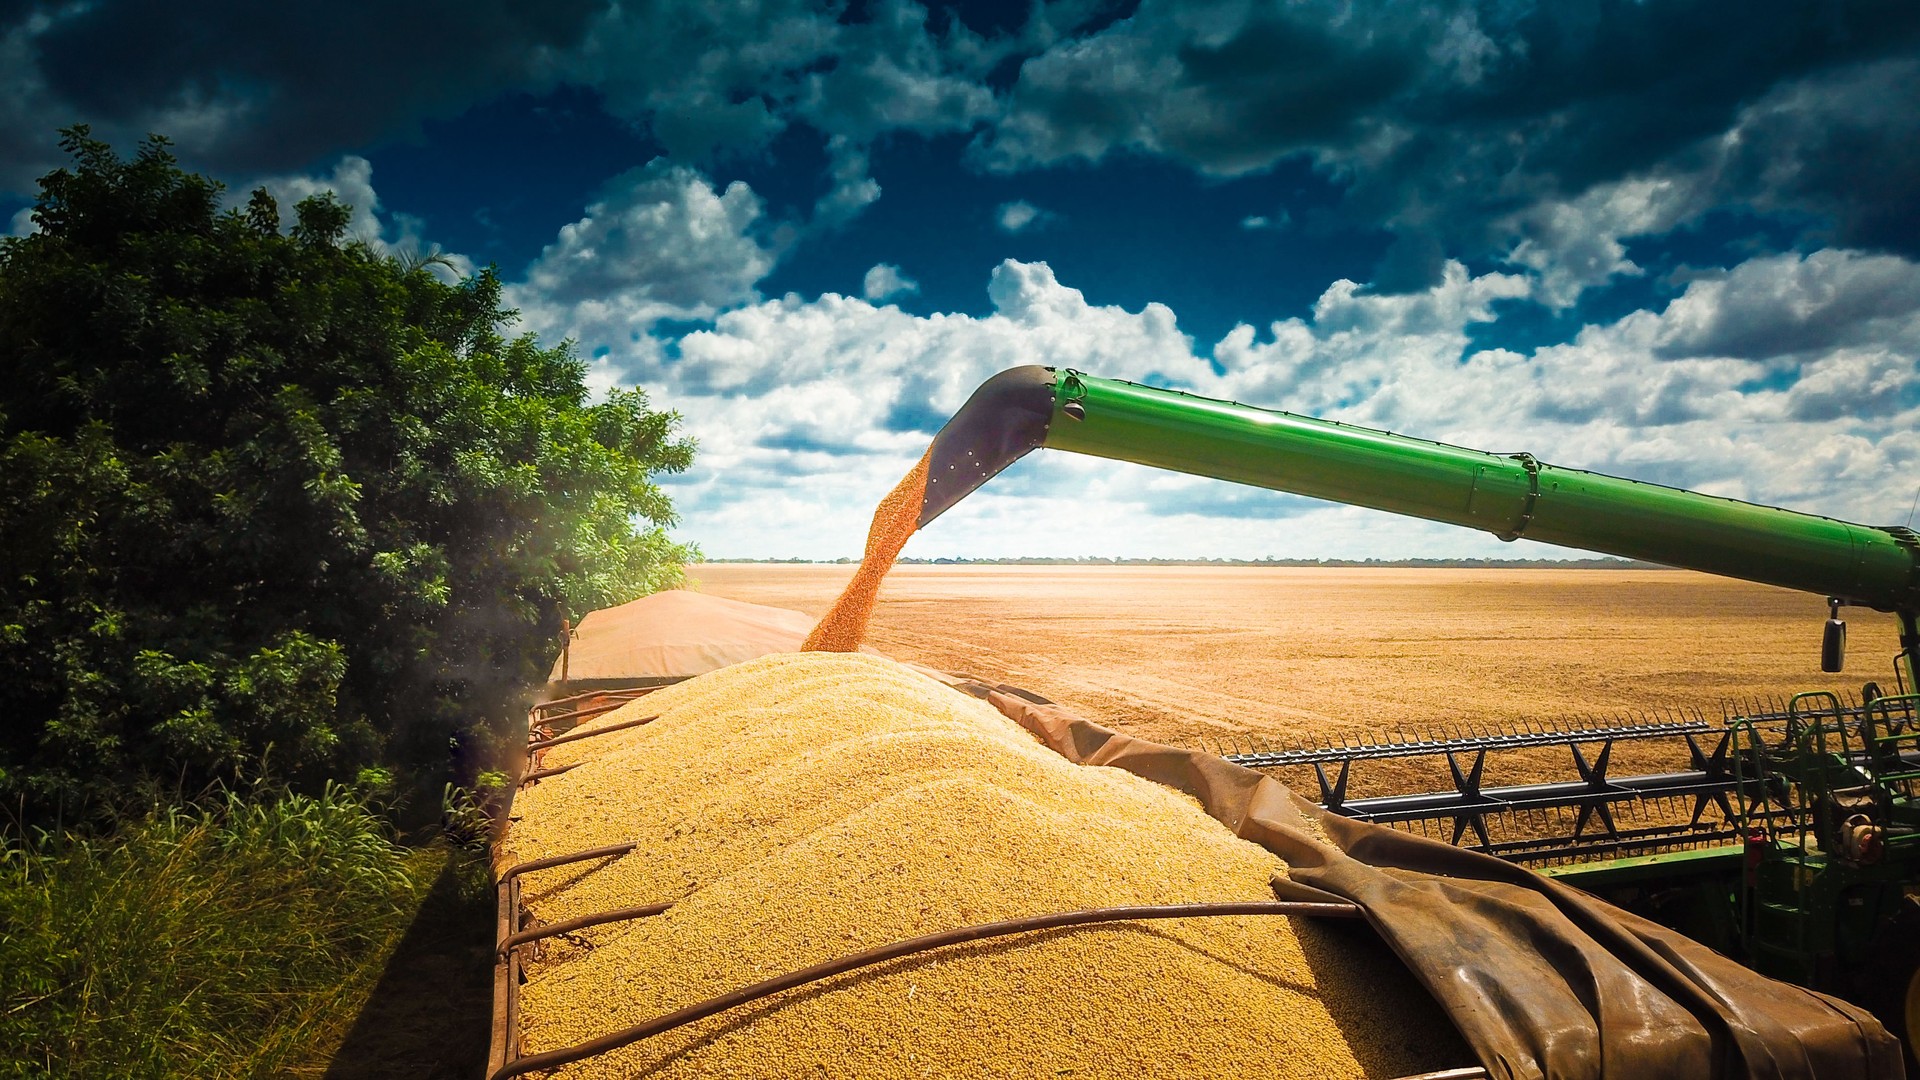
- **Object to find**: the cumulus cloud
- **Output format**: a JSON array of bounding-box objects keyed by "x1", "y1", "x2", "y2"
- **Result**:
[
  {"x1": 1713, "y1": 58, "x2": 1920, "y2": 255},
  {"x1": 1501, "y1": 177, "x2": 1702, "y2": 309},
  {"x1": 1193, "y1": 251, "x2": 1915, "y2": 504},
  {"x1": 240, "y1": 156, "x2": 475, "y2": 279},
  {"x1": 973, "y1": 0, "x2": 1920, "y2": 297},
  {"x1": 510, "y1": 161, "x2": 778, "y2": 351},
  {"x1": 862, "y1": 263, "x2": 918, "y2": 302},
  {"x1": 563, "y1": 0, "x2": 828, "y2": 161},
  {"x1": 995, "y1": 199, "x2": 1050, "y2": 233},
  {"x1": 572, "y1": 250, "x2": 1920, "y2": 559},
  {"x1": 563, "y1": 0, "x2": 1023, "y2": 163},
  {"x1": 791, "y1": 0, "x2": 1001, "y2": 142},
  {"x1": 811, "y1": 135, "x2": 882, "y2": 229},
  {"x1": 615, "y1": 259, "x2": 1206, "y2": 557},
  {"x1": 9, "y1": 0, "x2": 1916, "y2": 319},
  {"x1": 976, "y1": 3, "x2": 1427, "y2": 176},
  {"x1": 252, "y1": 157, "x2": 386, "y2": 243},
  {"x1": 1650, "y1": 250, "x2": 1920, "y2": 362},
  {"x1": 1497, "y1": 58, "x2": 1920, "y2": 308}
]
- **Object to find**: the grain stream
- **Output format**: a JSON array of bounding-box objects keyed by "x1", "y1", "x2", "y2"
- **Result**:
[
  {"x1": 802, "y1": 450, "x2": 929, "y2": 653},
  {"x1": 505, "y1": 651, "x2": 1462, "y2": 1078}
]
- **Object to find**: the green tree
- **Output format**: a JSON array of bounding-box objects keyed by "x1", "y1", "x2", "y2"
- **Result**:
[{"x1": 0, "y1": 129, "x2": 696, "y2": 822}]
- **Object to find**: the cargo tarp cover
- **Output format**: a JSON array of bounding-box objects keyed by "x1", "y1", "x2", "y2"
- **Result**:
[
  {"x1": 956, "y1": 682, "x2": 1903, "y2": 1080},
  {"x1": 547, "y1": 589, "x2": 877, "y2": 687}
]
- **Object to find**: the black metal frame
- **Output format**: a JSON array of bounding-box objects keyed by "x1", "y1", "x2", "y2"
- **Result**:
[{"x1": 1224, "y1": 697, "x2": 1919, "y2": 865}]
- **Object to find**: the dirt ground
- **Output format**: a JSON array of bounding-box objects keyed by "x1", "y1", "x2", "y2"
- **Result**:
[{"x1": 687, "y1": 563, "x2": 1906, "y2": 804}]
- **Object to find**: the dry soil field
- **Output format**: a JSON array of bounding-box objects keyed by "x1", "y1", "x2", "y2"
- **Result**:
[{"x1": 688, "y1": 563, "x2": 1906, "y2": 802}]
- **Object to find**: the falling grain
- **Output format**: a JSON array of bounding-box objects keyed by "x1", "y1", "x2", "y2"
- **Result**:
[{"x1": 802, "y1": 449, "x2": 930, "y2": 652}]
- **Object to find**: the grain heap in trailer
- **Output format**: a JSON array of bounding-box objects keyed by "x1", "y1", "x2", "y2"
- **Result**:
[{"x1": 487, "y1": 367, "x2": 1917, "y2": 1080}]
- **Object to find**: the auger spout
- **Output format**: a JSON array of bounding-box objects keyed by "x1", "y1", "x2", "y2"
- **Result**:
[
  {"x1": 920, "y1": 365, "x2": 1058, "y2": 526},
  {"x1": 918, "y1": 366, "x2": 1920, "y2": 622}
]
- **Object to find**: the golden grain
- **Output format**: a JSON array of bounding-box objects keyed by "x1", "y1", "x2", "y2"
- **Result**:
[
  {"x1": 505, "y1": 652, "x2": 1460, "y2": 1078},
  {"x1": 801, "y1": 450, "x2": 929, "y2": 653}
]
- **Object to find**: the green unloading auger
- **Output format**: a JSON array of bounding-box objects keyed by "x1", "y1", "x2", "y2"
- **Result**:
[{"x1": 918, "y1": 366, "x2": 1920, "y2": 679}]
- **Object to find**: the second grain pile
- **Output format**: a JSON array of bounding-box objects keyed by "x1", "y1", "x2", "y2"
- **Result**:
[{"x1": 505, "y1": 651, "x2": 1462, "y2": 1079}]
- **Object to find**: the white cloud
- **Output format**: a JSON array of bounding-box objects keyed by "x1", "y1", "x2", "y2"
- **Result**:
[
  {"x1": 551, "y1": 1, "x2": 834, "y2": 160},
  {"x1": 962, "y1": 2, "x2": 1920, "y2": 310},
  {"x1": 635, "y1": 260, "x2": 1204, "y2": 558},
  {"x1": 811, "y1": 135, "x2": 882, "y2": 229},
  {"x1": 566, "y1": 249, "x2": 1920, "y2": 559},
  {"x1": 1491, "y1": 61, "x2": 1920, "y2": 308},
  {"x1": 995, "y1": 199, "x2": 1049, "y2": 233},
  {"x1": 8, "y1": 205, "x2": 34, "y2": 237},
  {"x1": 509, "y1": 161, "x2": 778, "y2": 355},
  {"x1": 242, "y1": 156, "x2": 475, "y2": 280},
  {"x1": 1501, "y1": 177, "x2": 1702, "y2": 309},
  {"x1": 1649, "y1": 249, "x2": 1920, "y2": 361},
  {"x1": 862, "y1": 263, "x2": 918, "y2": 301},
  {"x1": 254, "y1": 157, "x2": 385, "y2": 243},
  {"x1": 792, "y1": 0, "x2": 1001, "y2": 142},
  {"x1": 564, "y1": 0, "x2": 1008, "y2": 162}
]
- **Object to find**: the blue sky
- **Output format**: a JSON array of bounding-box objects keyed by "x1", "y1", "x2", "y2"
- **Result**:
[{"x1": 4, "y1": 0, "x2": 1918, "y2": 560}]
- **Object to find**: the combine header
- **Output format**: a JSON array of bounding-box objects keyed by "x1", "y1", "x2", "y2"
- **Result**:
[{"x1": 921, "y1": 365, "x2": 1920, "y2": 1055}]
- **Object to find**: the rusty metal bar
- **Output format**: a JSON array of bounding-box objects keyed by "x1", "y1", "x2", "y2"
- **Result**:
[
  {"x1": 528, "y1": 714, "x2": 659, "y2": 753},
  {"x1": 487, "y1": 871, "x2": 516, "y2": 1076},
  {"x1": 494, "y1": 845, "x2": 644, "y2": 1073},
  {"x1": 518, "y1": 763, "x2": 582, "y2": 786},
  {"x1": 499, "y1": 842, "x2": 639, "y2": 885},
  {"x1": 531, "y1": 699, "x2": 631, "y2": 731},
  {"x1": 533, "y1": 686, "x2": 654, "y2": 717},
  {"x1": 505, "y1": 876, "x2": 523, "y2": 1068},
  {"x1": 488, "y1": 899, "x2": 1362, "y2": 1080},
  {"x1": 498, "y1": 901, "x2": 675, "y2": 955}
]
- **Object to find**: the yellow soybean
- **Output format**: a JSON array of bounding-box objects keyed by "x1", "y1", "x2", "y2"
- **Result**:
[{"x1": 503, "y1": 651, "x2": 1462, "y2": 1079}]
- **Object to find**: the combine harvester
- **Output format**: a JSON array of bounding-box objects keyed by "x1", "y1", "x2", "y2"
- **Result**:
[{"x1": 491, "y1": 367, "x2": 1918, "y2": 1080}]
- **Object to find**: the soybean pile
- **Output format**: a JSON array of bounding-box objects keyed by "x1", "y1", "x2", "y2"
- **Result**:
[{"x1": 506, "y1": 651, "x2": 1462, "y2": 1078}]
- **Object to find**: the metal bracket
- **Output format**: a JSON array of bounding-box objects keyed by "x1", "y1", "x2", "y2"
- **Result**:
[{"x1": 1497, "y1": 453, "x2": 1542, "y2": 543}]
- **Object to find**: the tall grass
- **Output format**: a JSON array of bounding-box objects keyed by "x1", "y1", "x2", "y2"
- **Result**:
[{"x1": 0, "y1": 785, "x2": 444, "y2": 1079}]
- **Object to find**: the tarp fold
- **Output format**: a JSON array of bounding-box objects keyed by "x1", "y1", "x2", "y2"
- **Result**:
[{"x1": 972, "y1": 688, "x2": 1902, "y2": 1080}]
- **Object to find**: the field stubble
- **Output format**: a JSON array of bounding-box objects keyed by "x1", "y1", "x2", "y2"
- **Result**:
[{"x1": 689, "y1": 564, "x2": 1905, "y2": 799}]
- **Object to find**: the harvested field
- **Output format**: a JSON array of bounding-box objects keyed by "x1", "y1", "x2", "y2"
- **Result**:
[
  {"x1": 505, "y1": 651, "x2": 1464, "y2": 1078},
  {"x1": 688, "y1": 563, "x2": 1907, "y2": 799}
]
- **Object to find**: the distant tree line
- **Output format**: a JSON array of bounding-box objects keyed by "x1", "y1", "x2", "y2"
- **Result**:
[{"x1": 0, "y1": 130, "x2": 695, "y2": 825}]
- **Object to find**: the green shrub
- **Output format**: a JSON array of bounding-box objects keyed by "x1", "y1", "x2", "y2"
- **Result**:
[{"x1": 0, "y1": 129, "x2": 697, "y2": 821}]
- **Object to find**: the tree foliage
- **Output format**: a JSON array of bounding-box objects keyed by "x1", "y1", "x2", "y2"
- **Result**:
[{"x1": 0, "y1": 129, "x2": 696, "y2": 821}]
